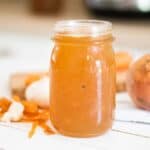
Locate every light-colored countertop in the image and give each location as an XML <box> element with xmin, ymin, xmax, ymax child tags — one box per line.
<box><xmin>0</xmin><ymin>2</ymin><xmax>150</xmax><ymax>50</ymax></box>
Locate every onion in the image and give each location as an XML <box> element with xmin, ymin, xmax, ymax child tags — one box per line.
<box><xmin>126</xmin><ymin>54</ymin><xmax>150</xmax><ymax>110</ymax></box>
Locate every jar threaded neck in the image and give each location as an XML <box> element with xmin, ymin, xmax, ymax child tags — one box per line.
<box><xmin>52</xmin><ymin>20</ymin><xmax>112</xmax><ymax>38</ymax></box>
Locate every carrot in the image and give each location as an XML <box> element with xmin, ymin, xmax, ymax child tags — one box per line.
<box><xmin>0</xmin><ymin>98</ymin><xmax>11</xmax><ymax>113</ymax></box>
<box><xmin>28</xmin><ymin>122</ymin><xmax>38</xmax><ymax>138</ymax></box>
<box><xmin>39</xmin><ymin>122</ymin><xmax>54</xmax><ymax>135</ymax></box>
<box><xmin>21</xmin><ymin>101</ymin><xmax>39</xmax><ymax>115</ymax></box>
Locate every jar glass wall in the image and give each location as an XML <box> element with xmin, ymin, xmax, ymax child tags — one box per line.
<box><xmin>50</xmin><ymin>20</ymin><xmax>116</xmax><ymax>137</ymax></box>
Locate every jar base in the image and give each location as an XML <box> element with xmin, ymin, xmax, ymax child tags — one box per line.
<box><xmin>51</xmin><ymin>119</ymin><xmax>113</xmax><ymax>138</ymax></box>
<box><xmin>57</xmin><ymin>128</ymin><xmax>111</xmax><ymax>138</ymax></box>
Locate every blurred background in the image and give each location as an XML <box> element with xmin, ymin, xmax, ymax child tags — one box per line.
<box><xmin>0</xmin><ymin>0</ymin><xmax>150</xmax><ymax>61</ymax></box>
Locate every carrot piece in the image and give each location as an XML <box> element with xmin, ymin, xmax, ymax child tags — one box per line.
<box><xmin>39</xmin><ymin>122</ymin><xmax>54</xmax><ymax>135</ymax></box>
<box><xmin>28</xmin><ymin>122</ymin><xmax>38</xmax><ymax>138</ymax></box>
<box><xmin>36</xmin><ymin>109</ymin><xmax>50</xmax><ymax>121</ymax></box>
<box><xmin>0</xmin><ymin>98</ymin><xmax>11</xmax><ymax>113</ymax></box>
<box><xmin>21</xmin><ymin>108</ymin><xmax>49</xmax><ymax>122</ymax></box>
<box><xmin>22</xmin><ymin>101</ymin><xmax>38</xmax><ymax>115</ymax></box>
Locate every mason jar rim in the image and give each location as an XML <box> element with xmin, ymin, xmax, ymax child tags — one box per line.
<box><xmin>53</xmin><ymin>20</ymin><xmax>112</xmax><ymax>37</ymax></box>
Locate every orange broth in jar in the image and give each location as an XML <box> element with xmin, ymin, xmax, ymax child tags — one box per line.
<box><xmin>50</xmin><ymin>20</ymin><xmax>116</xmax><ymax>137</ymax></box>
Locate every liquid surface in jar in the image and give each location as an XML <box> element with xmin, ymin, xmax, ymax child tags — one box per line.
<box><xmin>50</xmin><ymin>33</ymin><xmax>116</xmax><ymax>137</ymax></box>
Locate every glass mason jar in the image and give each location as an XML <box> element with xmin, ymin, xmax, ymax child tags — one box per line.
<box><xmin>50</xmin><ymin>20</ymin><xmax>116</xmax><ymax>137</ymax></box>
